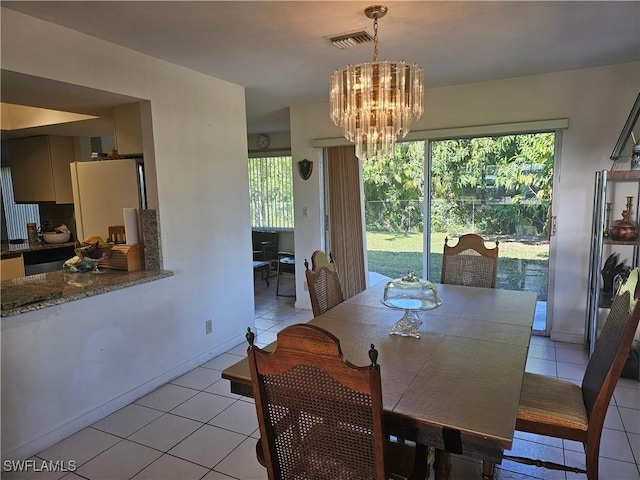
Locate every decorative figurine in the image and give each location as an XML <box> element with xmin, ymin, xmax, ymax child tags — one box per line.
<box><xmin>631</xmin><ymin>140</ymin><xmax>640</xmax><ymax>170</ymax></box>
<box><xmin>609</xmin><ymin>197</ymin><xmax>639</xmax><ymax>241</ymax></box>
<box><xmin>604</xmin><ymin>202</ymin><xmax>613</xmax><ymax>237</ymax></box>
<box><xmin>601</xmin><ymin>253</ymin><xmax>627</xmax><ymax>294</ymax></box>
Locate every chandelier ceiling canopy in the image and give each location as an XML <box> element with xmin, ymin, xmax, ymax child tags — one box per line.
<box><xmin>330</xmin><ymin>5</ymin><xmax>424</xmax><ymax>161</ymax></box>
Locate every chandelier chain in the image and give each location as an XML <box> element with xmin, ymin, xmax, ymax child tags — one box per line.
<box><xmin>372</xmin><ymin>17</ymin><xmax>378</xmax><ymax>62</ymax></box>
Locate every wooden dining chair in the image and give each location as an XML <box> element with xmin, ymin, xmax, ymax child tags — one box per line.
<box><xmin>484</xmin><ymin>267</ymin><xmax>640</xmax><ymax>480</ymax></box>
<box><xmin>246</xmin><ymin>324</ymin><xmax>428</xmax><ymax>480</ymax></box>
<box><xmin>441</xmin><ymin>233</ymin><xmax>499</xmax><ymax>288</ymax></box>
<box><xmin>304</xmin><ymin>250</ymin><xmax>345</xmax><ymax>317</ymax></box>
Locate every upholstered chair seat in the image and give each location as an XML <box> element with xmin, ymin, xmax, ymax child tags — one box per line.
<box><xmin>517</xmin><ymin>372</ymin><xmax>588</xmax><ymax>434</ymax></box>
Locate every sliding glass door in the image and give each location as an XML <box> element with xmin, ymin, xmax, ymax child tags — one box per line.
<box><xmin>363</xmin><ymin>142</ymin><xmax>426</xmax><ymax>280</ymax></box>
<box><xmin>429</xmin><ymin>133</ymin><xmax>555</xmax><ymax>333</ymax></box>
<box><xmin>363</xmin><ymin>132</ymin><xmax>556</xmax><ymax>334</ymax></box>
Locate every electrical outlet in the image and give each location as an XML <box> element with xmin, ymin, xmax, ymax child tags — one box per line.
<box><xmin>205</xmin><ymin>319</ymin><xmax>212</xmax><ymax>335</ymax></box>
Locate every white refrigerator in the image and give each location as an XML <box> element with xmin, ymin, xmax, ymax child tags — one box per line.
<box><xmin>70</xmin><ymin>159</ymin><xmax>143</xmax><ymax>242</ymax></box>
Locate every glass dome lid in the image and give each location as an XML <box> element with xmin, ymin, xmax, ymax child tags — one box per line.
<box><xmin>381</xmin><ymin>271</ymin><xmax>443</xmax><ymax>311</ymax></box>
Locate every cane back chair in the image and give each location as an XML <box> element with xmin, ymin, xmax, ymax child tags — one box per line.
<box><xmin>484</xmin><ymin>268</ymin><xmax>640</xmax><ymax>480</ymax></box>
<box><xmin>304</xmin><ymin>250</ymin><xmax>345</xmax><ymax>317</ymax></box>
<box><xmin>246</xmin><ymin>324</ymin><xmax>428</xmax><ymax>480</ymax></box>
<box><xmin>441</xmin><ymin>234</ymin><xmax>499</xmax><ymax>288</ymax></box>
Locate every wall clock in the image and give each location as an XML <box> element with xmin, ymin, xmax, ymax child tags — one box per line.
<box><xmin>257</xmin><ymin>134</ymin><xmax>270</xmax><ymax>149</ymax></box>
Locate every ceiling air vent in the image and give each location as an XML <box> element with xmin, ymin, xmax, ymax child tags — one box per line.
<box><xmin>327</xmin><ymin>30</ymin><xmax>373</xmax><ymax>49</ymax></box>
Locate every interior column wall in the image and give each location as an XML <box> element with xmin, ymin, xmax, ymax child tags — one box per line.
<box><xmin>1</xmin><ymin>8</ymin><xmax>253</xmax><ymax>460</ymax></box>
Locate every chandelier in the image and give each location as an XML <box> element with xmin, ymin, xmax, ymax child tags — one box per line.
<box><xmin>330</xmin><ymin>5</ymin><xmax>424</xmax><ymax>161</ymax></box>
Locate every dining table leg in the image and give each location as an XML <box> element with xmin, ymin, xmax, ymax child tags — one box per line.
<box><xmin>433</xmin><ymin>449</ymin><xmax>452</xmax><ymax>480</ymax></box>
<box><xmin>434</xmin><ymin>450</ymin><xmax>495</xmax><ymax>479</ymax></box>
<box><xmin>481</xmin><ymin>460</ymin><xmax>495</xmax><ymax>479</ymax></box>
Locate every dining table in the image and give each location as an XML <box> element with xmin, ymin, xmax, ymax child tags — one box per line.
<box><xmin>222</xmin><ymin>280</ymin><xmax>537</xmax><ymax>480</ymax></box>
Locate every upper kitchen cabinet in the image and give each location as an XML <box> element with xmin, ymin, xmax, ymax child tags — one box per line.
<box><xmin>9</xmin><ymin>135</ymin><xmax>75</xmax><ymax>204</ymax></box>
<box><xmin>113</xmin><ymin>103</ymin><xmax>143</xmax><ymax>156</ymax></box>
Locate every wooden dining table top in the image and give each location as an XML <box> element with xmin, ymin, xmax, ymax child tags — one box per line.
<box><xmin>222</xmin><ymin>280</ymin><xmax>537</xmax><ymax>464</ymax></box>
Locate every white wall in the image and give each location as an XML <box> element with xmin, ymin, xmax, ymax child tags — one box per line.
<box><xmin>290</xmin><ymin>109</ymin><xmax>327</xmax><ymax>310</ymax></box>
<box><xmin>1</xmin><ymin>8</ymin><xmax>254</xmax><ymax>460</ymax></box>
<box><xmin>291</xmin><ymin>61</ymin><xmax>640</xmax><ymax>342</ymax></box>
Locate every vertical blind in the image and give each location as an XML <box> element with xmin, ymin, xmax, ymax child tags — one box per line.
<box><xmin>1</xmin><ymin>166</ymin><xmax>40</xmax><ymax>240</ymax></box>
<box><xmin>249</xmin><ymin>156</ymin><xmax>294</xmax><ymax>230</ymax></box>
<box><xmin>326</xmin><ymin>146</ymin><xmax>367</xmax><ymax>299</ymax></box>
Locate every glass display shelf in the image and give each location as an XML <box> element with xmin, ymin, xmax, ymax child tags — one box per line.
<box><xmin>603</xmin><ymin>239</ymin><xmax>640</xmax><ymax>246</ymax></box>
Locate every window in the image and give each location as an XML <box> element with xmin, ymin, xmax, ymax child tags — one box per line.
<box><xmin>1</xmin><ymin>166</ymin><xmax>40</xmax><ymax>240</ymax></box>
<box><xmin>248</xmin><ymin>155</ymin><xmax>294</xmax><ymax>230</ymax></box>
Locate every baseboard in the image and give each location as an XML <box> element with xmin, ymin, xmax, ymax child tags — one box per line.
<box><xmin>295</xmin><ymin>299</ymin><xmax>311</xmax><ymax>311</ymax></box>
<box><xmin>3</xmin><ymin>333</ymin><xmax>246</xmax><ymax>462</ymax></box>
<box><xmin>549</xmin><ymin>330</ymin><xmax>584</xmax><ymax>345</ymax></box>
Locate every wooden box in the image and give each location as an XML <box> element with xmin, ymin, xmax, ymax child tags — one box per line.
<box><xmin>99</xmin><ymin>244</ymin><xmax>144</xmax><ymax>271</ymax></box>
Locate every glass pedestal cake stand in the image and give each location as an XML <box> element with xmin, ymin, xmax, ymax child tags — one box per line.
<box><xmin>381</xmin><ymin>271</ymin><xmax>443</xmax><ymax>338</ymax></box>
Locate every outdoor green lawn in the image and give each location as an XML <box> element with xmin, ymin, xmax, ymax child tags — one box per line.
<box><xmin>366</xmin><ymin>231</ymin><xmax>549</xmax><ymax>300</ymax></box>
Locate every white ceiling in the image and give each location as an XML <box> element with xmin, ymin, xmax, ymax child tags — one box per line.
<box><xmin>2</xmin><ymin>1</ymin><xmax>639</xmax><ymax>137</ymax></box>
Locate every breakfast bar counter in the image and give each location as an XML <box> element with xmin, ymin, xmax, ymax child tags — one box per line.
<box><xmin>1</xmin><ymin>269</ymin><xmax>174</xmax><ymax>317</ymax></box>
<box><xmin>0</xmin><ymin>240</ymin><xmax>76</xmax><ymax>258</ymax></box>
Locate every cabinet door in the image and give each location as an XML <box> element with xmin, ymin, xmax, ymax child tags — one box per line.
<box><xmin>9</xmin><ymin>136</ymin><xmax>55</xmax><ymax>202</ymax></box>
<box><xmin>1</xmin><ymin>255</ymin><xmax>25</xmax><ymax>280</ymax></box>
<box><xmin>8</xmin><ymin>136</ymin><xmax>74</xmax><ymax>204</ymax></box>
<box><xmin>113</xmin><ymin>103</ymin><xmax>143</xmax><ymax>156</ymax></box>
<box><xmin>49</xmin><ymin>136</ymin><xmax>74</xmax><ymax>204</ymax></box>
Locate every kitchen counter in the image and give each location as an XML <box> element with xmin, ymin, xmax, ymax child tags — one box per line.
<box><xmin>1</xmin><ymin>240</ymin><xmax>76</xmax><ymax>258</ymax></box>
<box><xmin>1</xmin><ymin>268</ymin><xmax>174</xmax><ymax>317</ymax></box>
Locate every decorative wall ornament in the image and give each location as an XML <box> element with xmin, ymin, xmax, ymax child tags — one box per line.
<box><xmin>298</xmin><ymin>159</ymin><xmax>313</xmax><ymax>180</ymax></box>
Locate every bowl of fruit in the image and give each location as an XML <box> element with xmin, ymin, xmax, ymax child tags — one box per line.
<box><xmin>72</xmin><ymin>236</ymin><xmax>114</xmax><ymax>273</ymax></box>
<box><xmin>42</xmin><ymin>225</ymin><xmax>71</xmax><ymax>243</ymax></box>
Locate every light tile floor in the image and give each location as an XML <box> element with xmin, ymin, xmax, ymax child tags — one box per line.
<box><xmin>4</xmin><ymin>273</ymin><xmax>639</xmax><ymax>480</ymax></box>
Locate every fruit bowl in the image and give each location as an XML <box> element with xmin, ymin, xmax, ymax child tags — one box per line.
<box><xmin>74</xmin><ymin>237</ymin><xmax>114</xmax><ymax>273</ymax></box>
<box><xmin>43</xmin><ymin>231</ymin><xmax>71</xmax><ymax>243</ymax></box>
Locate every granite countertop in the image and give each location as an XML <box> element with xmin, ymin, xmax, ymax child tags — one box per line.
<box><xmin>1</xmin><ymin>241</ymin><xmax>76</xmax><ymax>258</ymax></box>
<box><xmin>1</xmin><ymin>269</ymin><xmax>174</xmax><ymax>317</ymax></box>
